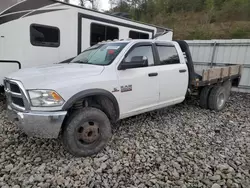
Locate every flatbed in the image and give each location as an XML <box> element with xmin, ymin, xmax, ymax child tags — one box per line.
<box><xmin>193</xmin><ymin>65</ymin><xmax>242</xmax><ymax>87</ymax></box>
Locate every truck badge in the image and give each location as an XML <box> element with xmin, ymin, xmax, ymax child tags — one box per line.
<box><xmin>121</xmin><ymin>85</ymin><xmax>132</xmax><ymax>93</ymax></box>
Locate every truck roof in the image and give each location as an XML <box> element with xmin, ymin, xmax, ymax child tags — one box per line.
<box><xmin>99</xmin><ymin>39</ymin><xmax>174</xmax><ymax>44</ymax></box>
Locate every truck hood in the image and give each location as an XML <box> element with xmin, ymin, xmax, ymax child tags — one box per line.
<box><xmin>6</xmin><ymin>63</ymin><xmax>105</xmax><ymax>89</ymax></box>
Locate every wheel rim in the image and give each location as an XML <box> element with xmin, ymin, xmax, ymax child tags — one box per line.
<box><xmin>217</xmin><ymin>93</ymin><xmax>225</xmax><ymax>108</ymax></box>
<box><xmin>76</xmin><ymin>122</ymin><xmax>100</xmax><ymax>144</ymax></box>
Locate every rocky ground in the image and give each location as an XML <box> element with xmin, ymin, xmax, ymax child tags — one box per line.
<box><xmin>0</xmin><ymin>92</ymin><xmax>250</xmax><ymax>188</ymax></box>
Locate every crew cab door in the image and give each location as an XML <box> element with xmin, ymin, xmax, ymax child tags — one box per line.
<box><xmin>116</xmin><ymin>42</ymin><xmax>159</xmax><ymax>117</ymax></box>
<box><xmin>155</xmin><ymin>42</ymin><xmax>188</xmax><ymax>104</ymax></box>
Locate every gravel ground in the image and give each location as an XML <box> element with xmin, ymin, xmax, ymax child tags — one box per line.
<box><xmin>0</xmin><ymin>92</ymin><xmax>250</xmax><ymax>188</ymax></box>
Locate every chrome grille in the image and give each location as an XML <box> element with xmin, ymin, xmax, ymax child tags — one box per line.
<box><xmin>4</xmin><ymin>79</ymin><xmax>29</xmax><ymax>112</ymax></box>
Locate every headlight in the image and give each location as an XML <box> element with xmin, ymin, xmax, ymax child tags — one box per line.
<box><xmin>28</xmin><ymin>90</ymin><xmax>64</xmax><ymax>107</ymax></box>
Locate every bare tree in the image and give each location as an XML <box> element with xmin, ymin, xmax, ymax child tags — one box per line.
<box><xmin>109</xmin><ymin>0</ymin><xmax>118</xmax><ymax>9</ymax></box>
<box><xmin>88</xmin><ymin>0</ymin><xmax>99</xmax><ymax>10</ymax></box>
<box><xmin>62</xmin><ymin>0</ymin><xmax>99</xmax><ymax>9</ymax></box>
<box><xmin>79</xmin><ymin>0</ymin><xmax>84</xmax><ymax>6</ymax></box>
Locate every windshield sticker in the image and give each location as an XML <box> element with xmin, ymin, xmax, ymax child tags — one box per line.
<box><xmin>108</xmin><ymin>50</ymin><xmax>115</xmax><ymax>54</ymax></box>
<box><xmin>106</xmin><ymin>46</ymin><xmax>120</xmax><ymax>50</ymax></box>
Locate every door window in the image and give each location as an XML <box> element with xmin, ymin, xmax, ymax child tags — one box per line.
<box><xmin>125</xmin><ymin>46</ymin><xmax>154</xmax><ymax>66</ymax></box>
<box><xmin>157</xmin><ymin>46</ymin><xmax>180</xmax><ymax>65</ymax></box>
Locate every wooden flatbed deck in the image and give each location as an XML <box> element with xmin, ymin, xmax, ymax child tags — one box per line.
<box><xmin>192</xmin><ymin>65</ymin><xmax>242</xmax><ymax>87</ymax></box>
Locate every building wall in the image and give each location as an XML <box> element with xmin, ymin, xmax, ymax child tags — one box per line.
<box><xmin>186</xmin><ymin>39</ymin><xmax>250</xmax><ymax>93</ymax></box>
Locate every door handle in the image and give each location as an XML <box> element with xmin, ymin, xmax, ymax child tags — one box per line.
<box><xmin>148</xmin><ymin>73</ymin><xmax>158</xmax><ymax>77</ymax></box>
<box><xmin>179</xmin><ymin>69</ymin><xmax>187</xmax><ymax>73</ymax></box>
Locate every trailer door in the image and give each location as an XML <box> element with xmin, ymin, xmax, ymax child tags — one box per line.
<box><xmin>79</xmin><ymin>17</ymin><xmax>120</xmax><ymax>54</ymax></box>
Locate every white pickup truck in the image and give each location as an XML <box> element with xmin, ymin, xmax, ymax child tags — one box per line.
<box><xmin>4</xmin><ymin>40</ymin><xmax>242</xmax><ymax>157</ymax></box>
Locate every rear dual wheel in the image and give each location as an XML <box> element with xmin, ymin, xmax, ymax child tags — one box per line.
<box><xmin>222</xmin><ymin>80</ymin><xmax>232</xmax><ymax>99</ymax></box>
<box><xmin>200</xmin><ymin>83</ymin><xmax>230</xmax><ymax>111</ymax></box>
<box><xmin>208</xmin><ymin>86</ymin><xmax>227</xmax><ymax>111</ymax></box>
<box><xmin>199</xmin><ymin>86</ymin><xmax>214</xmax><ymax>109</ymax></box>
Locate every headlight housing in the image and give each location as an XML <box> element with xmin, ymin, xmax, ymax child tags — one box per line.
<box><xmin>28</xmin><ymin>90</ymin><xmax>64</xmax><ymax>107</ymax></box>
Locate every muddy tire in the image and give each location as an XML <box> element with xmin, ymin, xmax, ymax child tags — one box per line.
<box><xmin>208</xmin><ymin>86</ymin><xmax>227</xmax><ymax>111</ymax></box>
<box><xmin>62</xmin><ymin>107</ymin><xmax>112</xmax><ymax>157</ymax></box>
<box><xmin>200</xmin><ymin>86</ymin><xmax>214</xmax><ymax>109</ymax></box>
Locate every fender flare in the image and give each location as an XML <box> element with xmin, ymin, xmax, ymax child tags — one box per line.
<box><xmin>62</xmin><ymin>89</ymin><xmax>120</xmax><ymax>120</ymax></box>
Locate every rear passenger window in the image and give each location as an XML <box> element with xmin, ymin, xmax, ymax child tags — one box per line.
<box><xmin>129</xmin><ymin>31</ymin><xmax>149</xmax><ymax>39</ymax></box>
<box><xmin>157</xmin><ymin>46</ymin><xmax>180</xmax><ymax>65</ymax></box>
<box><xmin>30</xmin><ymin>24</ymin><xmax>60</xmax><ymax>47</ymax></box>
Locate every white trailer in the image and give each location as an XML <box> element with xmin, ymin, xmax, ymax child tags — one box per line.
<box><xmin>0</xmin><ymin>0</ymin><xmax>173</xmax><ymax>90</ymax></box>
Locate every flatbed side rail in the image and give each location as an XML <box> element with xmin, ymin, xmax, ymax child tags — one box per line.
<box><xmin>193</xmin><ymin>65</ymin><xmax>242</xmax><ymax>87</ymax></box>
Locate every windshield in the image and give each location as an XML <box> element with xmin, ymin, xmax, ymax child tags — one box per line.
<box><xmin>71</xmin><ymin>43</ymin><xmax>128</xmax><ymax>65</ymax></box>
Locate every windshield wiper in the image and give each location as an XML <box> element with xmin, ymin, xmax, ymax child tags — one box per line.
<box><xmin>71</xmin><ymin>60</ymin><xmax>89</xmax><ymax>64</ymax></box>
<box><xmin>71</xmin><ymin>60</ymin><xmax>104</xmax><ymax>66</ymax></box>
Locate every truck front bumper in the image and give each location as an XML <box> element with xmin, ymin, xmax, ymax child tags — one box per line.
<box><xmin>7</xmin><ymin>105</ymin><xmax>67</xmax><ymax>138</ymax></box>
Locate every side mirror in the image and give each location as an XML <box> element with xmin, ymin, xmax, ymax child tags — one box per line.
<box><xmin>119</xmin><ymin>56</ymin><xmax>148</xmax><ymax>70</ymax></box>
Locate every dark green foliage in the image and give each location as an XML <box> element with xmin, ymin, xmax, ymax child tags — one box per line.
<box><xmin>187</xmin><ymin>28</ymin><xmax>213</xmax><ymax>40</ymax></box>
<box><xmin>108</xmin><ymin>0</ymin><xmax>250</xmax><ymax>39</ymax></box>
<box><xmin>109</xmin><ymin>0</ymin><xmax>250</xmax><ymax>21</ymax></box>
<box><xmin>230</xmin><ymin>28</ymin><xmax>250</xmax><ymax>38</ymax></box>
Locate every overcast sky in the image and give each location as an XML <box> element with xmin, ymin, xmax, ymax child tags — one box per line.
<box><xmin>71</xmin><ymin>0</ymin><xmax>110</xmax><ymax>11</ymax></box>
<box><xmin>99</xmin><ymin>0</ymin><xmax>110</xmax><ymax>11</ymax></box>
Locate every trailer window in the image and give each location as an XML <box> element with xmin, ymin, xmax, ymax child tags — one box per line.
<box><xmin>129</xmin><ymin>31</ymin><xmax>149</xmax><ymax>39</ymax></box>
<box><xmin>90</xmin><ymin>23</ymin><xmax>119</xmax><ymax>46</ymax></box>
<box><xmin>157</xmin><ymin>46</ymin><xmax>180</xmax><ymax>65</ymax></box>
<box><xmin>30</xmin><ymin>24</ymin><xmax>60</xmax><ymax>47</ymax></box>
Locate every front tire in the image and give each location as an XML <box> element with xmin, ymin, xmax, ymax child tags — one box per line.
<box><xmin>0</xmin><ymin>85</ymin><xmax>4</xmax><ymax>94</ymax></box>
<box><xmin>62</xmin><ymin>107</ymin><xmax>112</xmax><ymax>157</ymax></box>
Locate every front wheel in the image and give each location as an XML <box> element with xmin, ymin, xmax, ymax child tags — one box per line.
<box><xmin>0</xmin><ymin>85</ymin><xmax>4</xmax><ymax>94</ymax></box>
<box><xmin>62</xmin><ymin>107</ymin><xmax>112</xmax><ymax>157</ymax></box>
